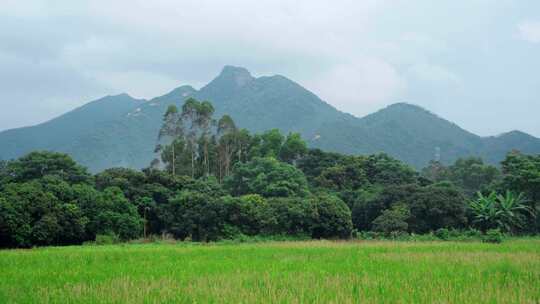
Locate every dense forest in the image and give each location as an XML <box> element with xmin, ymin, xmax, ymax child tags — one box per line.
<box><xmin>1</xmin><ymin>98</ymin><xmax>539</xmax><ymax>248</ymax></box>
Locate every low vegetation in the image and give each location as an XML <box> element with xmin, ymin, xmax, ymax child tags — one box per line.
<box><xmin>1</xmin><ymin>240</ymin><xmax>539</xmax><ymax>303</ymax></box>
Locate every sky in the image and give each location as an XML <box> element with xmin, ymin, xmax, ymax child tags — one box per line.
<box><xmin>1</xmin><ymin>0</ymin><xmax>539</xmax><ymax>137</ymax></box>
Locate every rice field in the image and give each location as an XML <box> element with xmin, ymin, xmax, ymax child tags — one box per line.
<box><xmin>1</xmin><ymin>239</ymin><xmax>539</xmax><ymax>303</ymax></box>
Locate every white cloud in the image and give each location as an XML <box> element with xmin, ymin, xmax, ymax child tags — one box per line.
<box><xmin>406</xmin><ymin>64</ymin><xmax>462</xmax><ymax>88</ymax></box>
<box><xmin>0</xmin><ymin>0</ymin><xmax>539</xmax><ymax>137</ymax></box>
<box><xmin>305</xmin><ymin>56</ymin><xmax>405</xmax><ymax>117</ymax></box>
<box><xmin>518</xmin><ymin>21</ymin><xmax>540</xmax><ymax>43</ymax></box>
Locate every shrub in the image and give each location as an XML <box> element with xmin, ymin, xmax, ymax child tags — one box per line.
<box><xmin>434</xmin><ymin>228</ymin><xmax>450</xmax><ymax>240</ymax></box>
<box><xmin>358</xmin><ymin>231</ymin><xmax>380</xmax><ymax>240</ymax></box>
<box><xmin>371</xmin><ymin>204</ymin><xmax>410</xmax><ymax>235</ymax></box>
<box><xmin>312</xmin><ymin>194</ymin><xmax>353</xmax><ymax>239</ymax></box>
<box><xmin>483</xmin><ymin>229</ymin><xmax>504</xmax><ymax>244</ymax></box>
<box><xmin>94</xmin><ymin>233</ymin><xmax>120</xmax><ymax>245</ymax></box>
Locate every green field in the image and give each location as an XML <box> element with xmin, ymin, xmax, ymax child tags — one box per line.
<box><xmin>1</xmin><ymin>240</ymin><xmax>539</xmax><ymax>303</ymax></box>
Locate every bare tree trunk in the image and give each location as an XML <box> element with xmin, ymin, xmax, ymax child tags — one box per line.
<box><xmin>191</xmin><ymin>149</ymin><xmax>195</xmax><ymax>178</ymax></box>
<box><xmin>172</xmin><ymin>143</ymin><xmax>176</xmax><ymax>176</ymax></box>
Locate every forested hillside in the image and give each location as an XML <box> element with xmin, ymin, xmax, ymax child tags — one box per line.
<box><xmin>1</xmin><ymin>66</ymin><xmax>539</xmax><ymax>171</ymax></box>
<box><xmin>1</xmin><ymin>99</ymin><xmax>538</xmax><ymax>248</ymax></box>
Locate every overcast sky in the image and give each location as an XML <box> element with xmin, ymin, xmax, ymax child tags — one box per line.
<box><xmin>1</xmin><ymin>0</ymin><xmax>539</xmax><ymax>136</ymax></box>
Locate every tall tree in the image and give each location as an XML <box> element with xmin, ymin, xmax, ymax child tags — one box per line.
<box><xmin>217</xmin><ymin>115</ymin><xmax>237</xmax><ymax>181</ymax></box>
<box><xmin>156</xmin><ymin>105</ymin><xmax>183</xmax><ymax>176</ymax></box>
<box><xmin>181</xmin><ymin>98</ymin><xmax>201</xmax><ymax>178</ymax></box>
<box><xmin>197</xmin><ymin>101</ymin><xmax>215</xmax><ymax>177</ymax></box>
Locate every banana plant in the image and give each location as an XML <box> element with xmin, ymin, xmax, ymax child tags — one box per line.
<box><xmin>469</xmin><ymin>191</ymin><xmax>533</xmax><ymax>233</ymax></box>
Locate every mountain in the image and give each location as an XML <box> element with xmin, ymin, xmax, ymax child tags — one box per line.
<box><xmin>1</xmin><ymin>66</ymin><xmax>539</xmax><ymax>171</ymax></box>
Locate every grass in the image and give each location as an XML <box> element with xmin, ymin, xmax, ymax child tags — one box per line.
<box><xmin>1</xmin><ymin>239</ymin><xmax>539</xmax><ymax>303</ymax></box>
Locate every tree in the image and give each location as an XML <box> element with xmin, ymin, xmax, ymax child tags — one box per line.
<box><xmin>315</xmin><ymin>157</ymin><xmax>368</xmax><ymax>191</ymax></box>
<box><xmin>362</xmin><ymin>153</ymin><xmax>418</xmax><ymax>186</ymax></box>
<box><xmin>352</xmin><ymin>184</ymin><xmax>418</xmax><ymax>231</ymax></box>
<box><xmin>226</xmin><ymin>157</ymin><xmax>310</xmax><ymax>198</ymax></box>
<box><xmin>501</xmin><ymin>152</ymin><xmax>540</xmax><ymax>232</ymax></box>
<box><xmin>469</xmin><ymin>191</ymin><xmax>533</xmax><ymax>233</ymax></box>
<box><xmin>372</xmin><ymin>204</ymin><xmax>410</xmax><ymax>235</ymax></box>
<box><xmin>94</xmin><ymin>167</ymin><xmax>147</xmax><ymax>201</ymax></box>
<box><xmin>0</xmin><ymin>181</ymin><xmax>87</xmax><ymax>247</ymax></box>
<box><xmin>93</xmin><ymin>187</ymin><xmax>143</xmax><ymax>240</ymax></box>
<box><xmin>408</xmin><ymin>182</ymin><xmax>468</xmax><ymax>233</ymax></box>
<box><xmin>5</xmin><ymin>151</ymin><xmax>90</xmax><ymax>184</ymax></box>
<box><xmin>219</xmin><ymin>194</ymin><xmax>269</xmax><ymax>236</ymax></box>
<box><xmin>217</xmin><ymin>115</ymin><xmax>237</xmax><ymax>181</ymax></box>
<box><xmin>235</xmin><ymin>128</ymin><xmax>253</xmax><ymax>163</ymax></box>
<box><xmin>297</xmin><ymin>149</ymin><xmax>345</xmax><ymax>184</ymax></box>
<box><xmin>279</xmin><ymin>132</ymin><xmax>308</xmax><ymax>164</ymax></box>
<box><xmin>163</xmin><ymin>191</ymin><xmax>225</xmax><ymax>241</ymax></box>
<box><xmin>312</xmin><ymin>194</ymin><xmax>352</xmax><ymax>239</ymax></box>
<box><xmin>156</xmin><ymin>105</ymin><xmax>184</xmax><ymax>175</ymax></box>
<box><xmin>423</xmin><ymin>157</ymin><xmax>501</xmax><ymax>198</ymax></box>
<box><xmin>160</xmin><ymin>138</ymin><xmax>191</xmax><ymax>176</ymax></box>
<box><xmin>264</xmin><ymin>197</ymin><xmax>317</xmax><ymax>236</ymax></box>
<box><xmin>251</xmin><ymin>129</ymin><xmax>285</xmax><ymax>158</ymax></box>
<box><xmin>0</xmin><ymin>160</ymin><xmax>8</xmax><ymax>188</ymax></box>
<box><xmin>421</xmin><ymin>160</ymin><xmax>448</xmax><ymax>183</ymax></box>
<box><xmin>197</xmin><ymin>101</ymin><xmax>215</xmax><ymax>176</ymax></box>
<box><xmin>181</xmin><ymin>98</ymin><xmax>201</xmax><ymax>178</ymax></box>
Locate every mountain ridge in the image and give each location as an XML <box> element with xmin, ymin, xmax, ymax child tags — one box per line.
<box><xmin>1</xmin><ymin>66</ymin><xmax>539</xmax><ymax>171</ymax></box>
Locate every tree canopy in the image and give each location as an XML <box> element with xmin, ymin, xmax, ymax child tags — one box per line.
<box><xmin>1</xmin><ymin>99</ymin><xmax>538</xmax><ymax>248</ymax></box>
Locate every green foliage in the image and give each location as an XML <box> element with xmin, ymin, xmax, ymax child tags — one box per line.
<box><xmin>422</xmin><ymin>157</ymin><xmax>501</xmax><ymax>197</ymax></box>
<box><xmin>163</xmin><ymin>191</ymin><xmax>226</xmax><ymax>241</ymax></box>
<box><xmin>371</xmin><ymin>204</ymin><xmax>410</xmax><ymax>235</ymax></box>
<box><xmin>1</xmin><ymin>99</ymin><xmax>539</xmax><ymax>248</ymax></box>
<box><xmin>501</xmin><ymin>152</ymin><xmax>540</xmax><ymax>232</ymax></box>
<box><xmin>92</xmin><ymin>187</ymin><xmax>143</xmax><ymax>240</ymax></box>
<box><xmin>315</xmin><ymin>159</ymin><xmax>368</xmax><ymax>191</ymax></box>
<box><xmin>226</xmin><ymin>157</ymin><xmax>309</xmax><ymax>198</ymax></box>
<box><xmin>483</xmin><ymin>229</ymin><xmax>504</xmax><ymax>243</ymax></box>
<box><xmin>251</xmin><ymin>129</ymin><xmax>285</xmax><ymax>159</ymax></box>
<box><xmin>311</xmin><ymin>194</ymin><xmax>353</xmax><ymax>239</ymax></box>
<box><xmin>297</xmin><ymin>149</ymin><xmax>345</xmax><ymax>184</ymax></box>
<box><xmin>362</xmin><ymin>153</ymin><xmax>418</xmax><ymax>186</ymax></box>
<box><xmin>408</xmin><ymin>182</ymin><xmax>468</xmax><ymax>233</ymax></box>
<box><xmin>219</xmin><ymin>195</ymin><xmax>268</xmax><ymax>236</ymax></box>
<box><xmin>2</xmin><ymin>67</ymin><xmax>540</xmax><ymax>173</ymax></box>
<box><xmin>352</xmin><ymin>184</ymin><xmax>417</xmax><ymax>231</ymax></box>
<box><xmin>469</xmin><ymin>191</ymin><xmax>532</xmax><ymax>233</ymax></box>
<box><xmin>94</xmin><ymin>233</ymin><xmax>121</xmax><ymax>245</ymax></box>
<box><xmin>0</xmin><ymin>180</ymin><xmax>87</xmax><ymax>247</ymax></box>
<box><xmin>278</xmin><ymin>132</ymin><xmax>308</xmax><ymax>164</ymax></box>
<box><xmin>5</xmin><ymin>151</ymin><xmax>91</xmax><ymax>184</ymax></box>
<box><xmin>5</xmin><ymin>240</ymin><xmax>540</xmax><ymax>303</ymax></box>
<box><xmin>263</xmin><ymin>197</ymin><xmax>317</xmax><ymax>236</ymax></box>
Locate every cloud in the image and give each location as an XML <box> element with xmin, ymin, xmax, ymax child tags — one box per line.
<box><xmin>0</xmin><ymin>0</ymin><xmax>539</xmax><ymax>137</ymax></box>
<box><xmin>518</xmin><ymin>21</ymin><xmax>540</xmax><ymax>43</ymax></box>
<box><xmin>305</xmin><ymin>57</ymin><xmax>405</xmax><ymax>117</ymax></box>
<box><xmin>406</xmin><ymin>64</ymin><xmax>462</xmax><ymax>88</ymax></box>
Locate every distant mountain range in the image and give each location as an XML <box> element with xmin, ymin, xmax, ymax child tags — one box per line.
<box><xmin>1</xmin><ymin>66</ymin><xmax>539</xmax><ymax>172</ymax></box>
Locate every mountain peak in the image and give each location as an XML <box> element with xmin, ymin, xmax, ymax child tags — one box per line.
<box><xmin>497</xmin><ymin>130</ymin><xmax>538</xmax><ymax>140</ymax></box>
<box><xmin>385</xmin><ymin>102</ymin><xmax>428</xmax><ymax>112</ymax></box>
<box><xmin>215</xmin><ymin>65</ymin><xmax>254</xmax><ymax>87</ymax></box>
<box><xmin>161</xmin><ymin>85</ymin><xmax>197</xmax><ymax>99</ymax></box>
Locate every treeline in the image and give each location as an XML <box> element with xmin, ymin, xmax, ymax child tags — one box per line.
<box><xmin>0</xmin><ymin>99</ymin><xmax>538</xmax><ymax>247</ymax></box>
